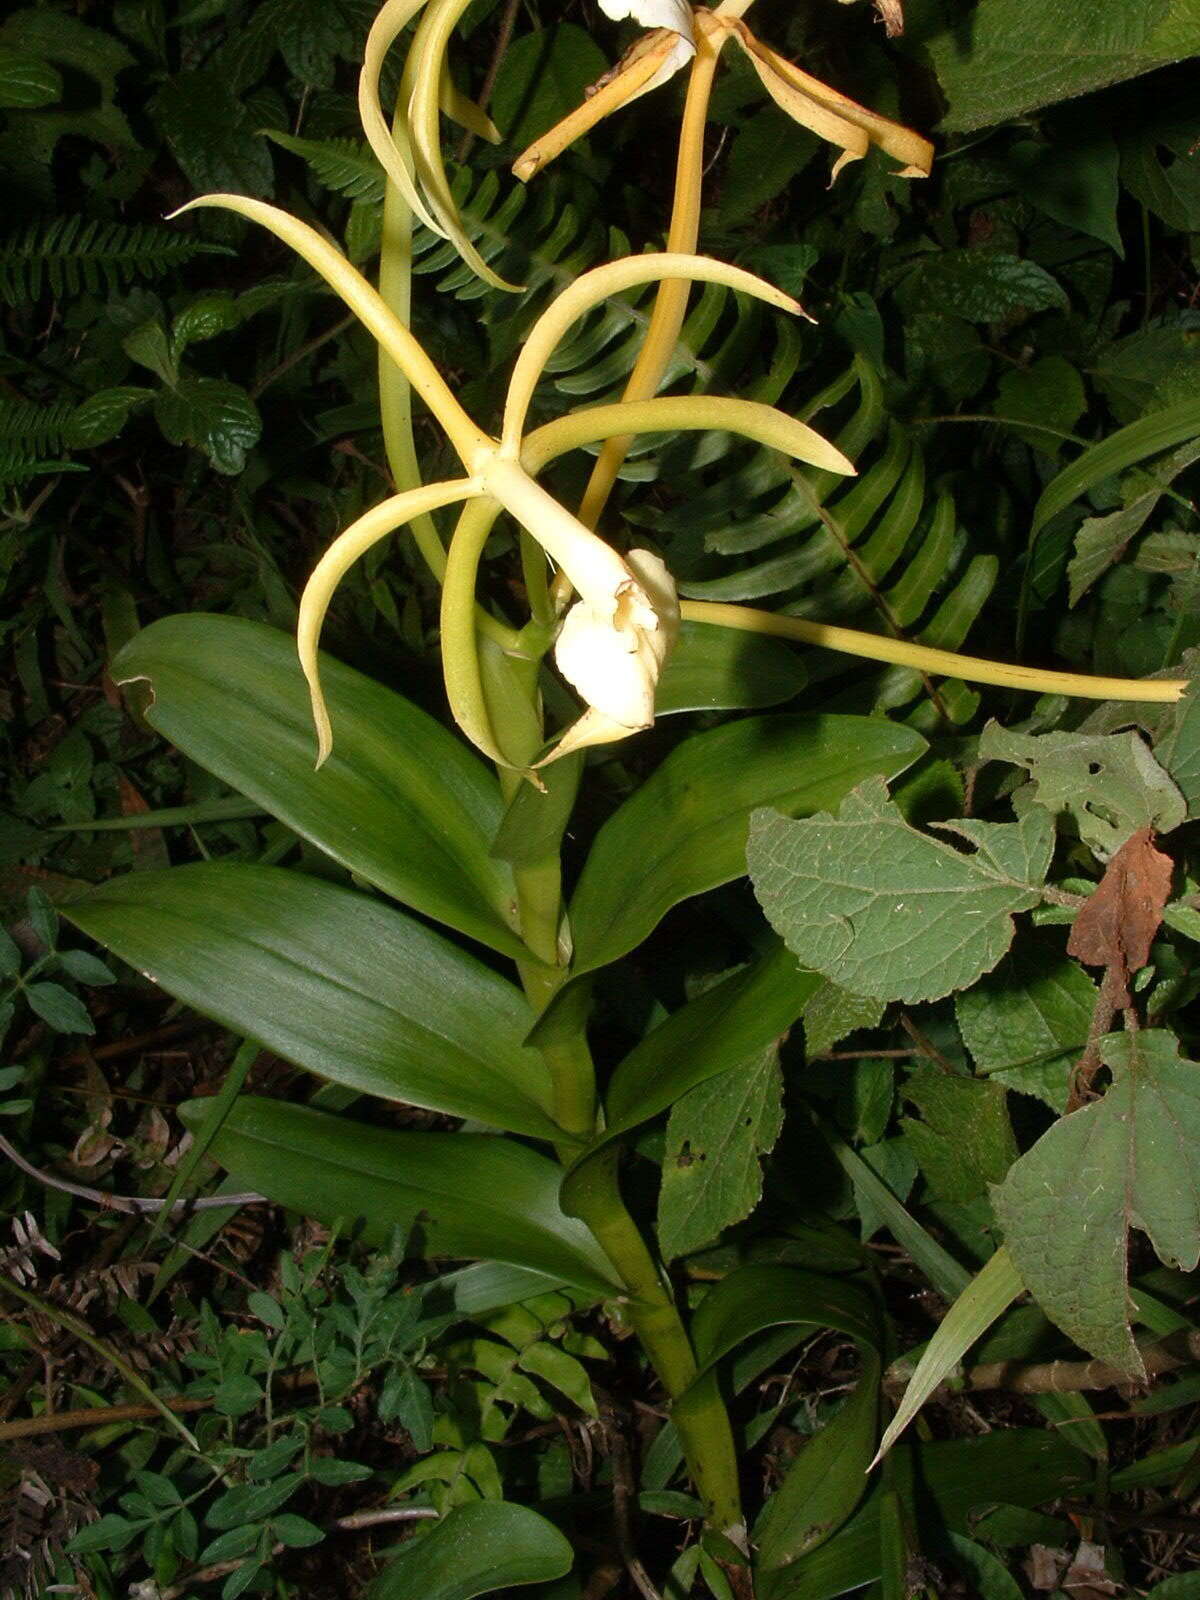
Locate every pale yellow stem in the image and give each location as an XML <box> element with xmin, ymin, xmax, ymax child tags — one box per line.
<box><xmin>576</xmin><ymin>26</ymin><xmax>727</xmax><ymax>530</ymax></box>
<box><xmin>681</xmin><ymin>601</ymin><xmax>1187</xmax><ymax>703</ymax></box>
<box><xmin>377</xmin><ymin>105</ymin><xmax>449</xmax><ymax>584</ymax></box>
<box><xmin>520</xmin><ymin>395</ymin><xmax>854</xmax><ymax>476</ymax></box>
<box><xmin>503</xmin><ymin>253</ymin><xmax>804</xmax><ymax>452</ymax></box>
<box><xmin>171</xmin><ymin>197</ymin><xmax>491</xmax><ymax>468</ymax></box>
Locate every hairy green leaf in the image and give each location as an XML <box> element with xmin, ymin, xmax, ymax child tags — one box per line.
<box><xmin>657</xmin><ymin>1047</ymin><xmax>783</xmax><ymax>1262</ymax></box>
<box><xmin>153</xmin><ymin>68</ymin><xmax>274</xmax><ymax>196</ymax></box>
<box><xmin>896</xmin><ymin>251</ymin><xmax>1067</xmax><ymax>322</ymax></box>
<box><xmin>901</xmin><ymin>1074</ymin><xmax>1017</xmax><ymax>1204</ymax></box>
<box><xmin>955</xmin><ymin>937</ymin><xmax>1097</xmax><ymax>1111</ymax></box>
<box><xmin>978</xmin><ymin>722</ymin><xmax>1185</xmax><ymax>858</ymax></box>
<box><xmin>993</xmin><ymin>1030</ymin><xmax>1200</xmax><ymax>1374</ymax></box>
<box><xmin>154</xmin><ymin>378</ymin><xmax>261</xmax><ymax>475</ymax></box>
<box><xmin>748</xmin><ymin>777</ymin><xmax>1054</xmax><ymax>1004</ymax></box>
<box><xmin>905</xmin><ymin>0</ymin><xmax>1200</xmax><ymax>131</ymax></box>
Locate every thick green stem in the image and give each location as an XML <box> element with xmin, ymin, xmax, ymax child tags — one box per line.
<box><xmin>568</xmin><ymin>1152</ymin><xmax>745</xmax><ymax>1538</ymax></box>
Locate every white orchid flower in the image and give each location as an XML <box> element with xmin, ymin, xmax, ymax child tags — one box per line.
<box><xmin>547</xmin><ymin>549</ymin><xmax>680</xmax><ymax>762</ymax></box>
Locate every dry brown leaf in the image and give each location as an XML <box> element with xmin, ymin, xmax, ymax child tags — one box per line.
<box><xmin>1066</xmin><ymin>826</ymin><xmax>1173</xmax><ymax>1006</ymax></box>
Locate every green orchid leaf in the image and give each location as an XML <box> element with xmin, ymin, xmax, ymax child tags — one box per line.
<box><xmin>655</xmin><ymin>620</ymin><xmax>802</xmax><ymax>715</ymax></box>
<box><xmin>112</xmin><ymin>615</ymin><xmax>523</xmax><ymax>957</ymax></box>
<box><xmin>68</xmin><ymin>864</ymin><xmax>558</xmax><ymax>1140</ymax></box>
<box><xmin>366</xmin><ymin>1500</ymin><xmax>574</xmax><ymax>1600</ymax></box>
<box><xmin>179</xmin><ymin>1096</ymin><xmax>619</xmax><ymax>1296</ymax></box>
<box><xmin>758</xmin><ymin>1431</ymin><xmax>1090</xmax><ymax>1599</ymax></box>
<box><xmin>570</xmin><ymin>715</ymin><xmax>925</xmax><ymax>975</ymax></box>
<box><xmin>684</xmin><ymin>1265</ymin><xmax>881</xmax><ymax>1570</ymax></box>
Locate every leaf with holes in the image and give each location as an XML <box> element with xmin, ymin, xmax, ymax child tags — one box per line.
<box><xmin>657</xmin><ymin>1047</ymin><xmax>784</xmax><ymax>1262</ymax></box>
<box><xmin>993</xmin><ymin>1030</ymin><xmax>1200</xmax><ymax>1375</ymax></box>
<box><xmin>748</xmin><ymin>776</ymin><xmax>1053</xmax><ymax>1004</ymax></box>
<box><xmin>978</xmin><ymin>722</ymin><xmax>1185</xmax><ymax>859</ymax></box>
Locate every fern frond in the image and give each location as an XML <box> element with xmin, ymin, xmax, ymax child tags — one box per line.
<box><xmin>593</xmin><ymin>354</ymin><xmax>998</xmax><ymax>726</ymax></box>
<box><xmin>0</xmin><ymin>216</ymin><xmax>225</xmax><ymax>306</ymax></box>
<box><xmin>263</xmin><ymin>130</ymin><xmax>386</xmax><ymax>202</ymax></box>
<box><xmin>0</xmin><ymin>396</ymin><xmax>75</xmax><ymax>454</ymax></box>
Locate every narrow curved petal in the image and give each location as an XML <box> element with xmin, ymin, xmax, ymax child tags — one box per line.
<box><xmin>502</xmin><ymin>252</ymin><xmax>809</xmax><ymax>450</ymax></box>
<box><xmin>359</xmin><ymin>0</ymin><xmax>447</xmax><ymax>237</ymax></box>
<box><xmin>439</xmin><ymin>60</ymin><xmax>500</xmax><ymax>143</ymax></box>
<box><xmin>521</xmin><ymin>396</ymin><xmax>856</xmax><ymax>477</ymax></box>
<box><xmin>168</xmin><ymin>196</ymin><xmax>490</xmax><ymax>467</ymax></box>
<box><xmin>407</xmin><ymin>0</ymin><xmax>524</xmax><ymax>291</ymax></box>
<box><xmin>441</xmin><ymin>495</ymin><xmax>527</xmax><ymax>770</ymax></box>
<box><xmin>730</xmin><ymin>24</ymin><xmax>933</xmax><ymax>180</ymax></box>
<box><xmin>299</xmin><ymin>480</ymin><xmax>481</xmax><ymax>765</ymax></box>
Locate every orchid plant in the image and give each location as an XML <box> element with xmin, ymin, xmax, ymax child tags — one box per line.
<box><xmin>66</xmin><ymin>0</ymin><xmax>1193</xmax><ymax>1587</ymax></box>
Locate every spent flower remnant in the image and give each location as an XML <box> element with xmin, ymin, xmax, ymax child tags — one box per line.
<box><xmin>513</xmin><ymin>1</ymin><xmax>933</xmax><ymax>186</ymax></box>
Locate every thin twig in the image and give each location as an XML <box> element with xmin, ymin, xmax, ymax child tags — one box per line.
<box><xmin>1068</xmin><ymin>967</ymin><xmax>1122</xmax><ymax>1109</ymax></box>
<box><xmin>455</xmin><ymin>0</ymin><xmax>519</xmax><ymax>161</ymax></box>
<box><xmin>0</xmin><ymin>1396</ymin><xmax>210</xmax><ymax>1442</ymax></box>
<box><xmin>789</xmin><ymin>469</ymin><xmax>952</xmax><ymax>722</ymax></box>
<box><xmin>0</xmin><ymin>1275</ymin><xmax>201</xmax><ymax>1452</ymax></box>
<box><xmin>251</xmin><ymin>312</ymin><xmax>356</xmax><ymax>399</ymax></box>
<box><xmin>899</xmin><ymin>1014</ymin><xmax>956</xmax><ymax>1074</ymax></box>
<box><xmin>601</xmin><ymin>1399</ymin><xmax>661</xmax><ymax>1600</ymax></box>
<box><xmin>0</xmin><ymin>1132</ymin><xmax>266</xmax><ymax>1216</ymax></box>
<box><xmin>139</xmin><ymin>1506</ymin><xmax>440</xmax><ymax>1599</ymax></box>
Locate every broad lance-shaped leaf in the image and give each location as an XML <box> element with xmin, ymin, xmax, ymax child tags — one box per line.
<box><xmin>748</xmin><ymin>776</ymin><xmax>1054</xmax><ymax>1004</ymax></box>
<box><xmin>993</xmin><ymin>1030</ymin><xmax>1200</xmax><ymax>1377</ymax></box>
<box><xmin>570</xmin><ymin>715</ymin><xmax>925</xmax><ymax>974</ymax></box>
<box><xmin>68</xmin><ymin>864</ymin><xmax>560</xmax><ymax>1141</ymax></box>
<box><xmin>112</xmin><ymin>615</ymin><xmax>524</xmax><ymax>958</ymax></box>
<box><xmin>179</xmin><ymin>1097</ymin><xmax>620</xmax><ymax>1297</ymax></box>
<box><xmin>758</xmin><ymin>1431</ymin><xmax>1088</xmax><ymax>1600</ymax></box>
<box><xmin>366</xmin><ymin>1501</ymin><xmax>574</xmax><ymax>1600</ymax></box>
<box><xmin>681</xmin><ymin>1265</ymin><xmax>882</xmax><ymax>1573</ymax></box>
